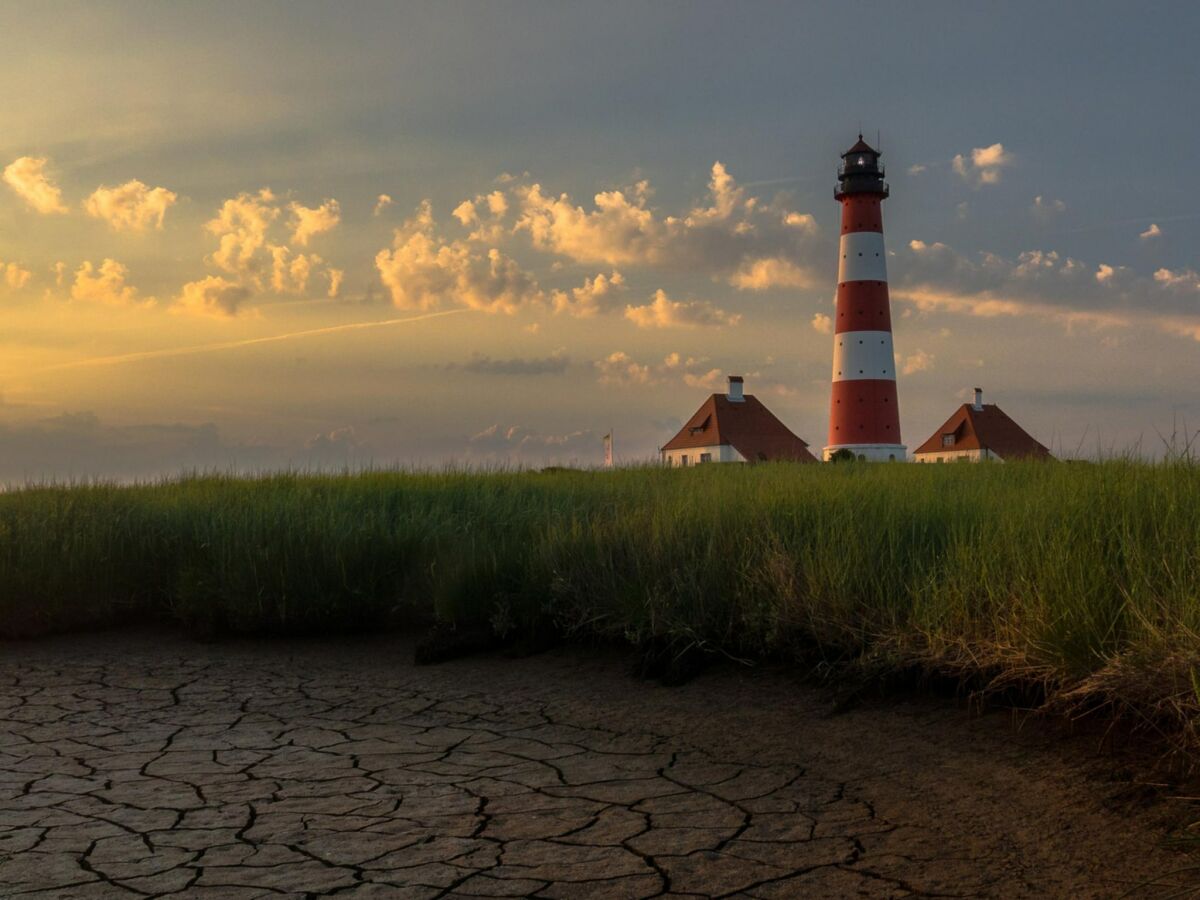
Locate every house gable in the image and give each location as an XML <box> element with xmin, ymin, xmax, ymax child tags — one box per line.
<box><xmin>662</xmin><ymin>394</ymin><xmax>816</xmax><ymax>463</ymax></box>
<box><xmin>914</xmin><ymin>403</ymin><xmax>1051</xmax><ymax>460</ymax></box>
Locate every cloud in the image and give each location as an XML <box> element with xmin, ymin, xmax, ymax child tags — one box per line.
<box><xmin>624</xmin><ymin>289</ymin><xmax>740</xmax><ymax>329</ymax></box>
<box><xmin>375</xmin><ymin>201</ymin><xmax>544</xmax><ymax>314</ymax></box>
<box><xmin>288</xmin><ymin>199</ymin><xmax>340</xmax><ymax>246</ymax></box>
<box><xmin>268</xmin><ymin>245</ymin><xmax>322</xmax><ymax>294</ymax></box>
<box><xmin>304</xmin><ymin>426</ymin><xmax>365</xmax><ymax>465</ymax></box>
<box><xmin>594</xmin><ymin>348</ymin><xmax>743</xmax><ymax>394</ymax></box>
<box><xmin>452</xmin><ymin>351</ymin><xmax>569</xmax><ymax>376</ymax></box>
<box><xmin>326</xmin><ymin>267</ymin><xmax>344</xmax><ymax>299</ymax></box>
<box><xmin>466</xmin><ymin>423</ymin><xmax>600</xmax><ymax>464</ymax></box>
<box><xmin>515</xmin><ymin>179</ymin><xmax>659</xmax><ymax>267</ymax></box>
<box><xmin>782</xmin><ymin>212</ymin><xmax>817</xmax><ymax>232</ymax></box>
<box><xmin>901</xmin><ymin>349</ymin><xmax>934</xmax><ymax>375</ymax></box>
<box><xmin>1154</xmin><ymin>267</ymin><xmax>1200</xmax><ymax>291</ymax></box>
<box><xmin>452</xmin><ymin>190</ymin><xmax>509</xmax><ymax>242</ymax></box>
<box><xmin>551</xmin><ymin>270</ymin><xmax>627</xmax><ymax>317</ymax></box>
<box><xmin>728</xmin><ymin>256</ymin><xmax>813</xmax><ymax>291</ymax></box>
<box><xmin>202</xmin><ymin>191</ymin><xmax>345</xmax><ymax>300</ymax></box>
<box><xmin>811</xmin><ymin>312</ymin><xmax>832</xmax><ymax>334</ymax></box>
<box><xmin>173</xmin><ymin>275</ymin><xmax>252</xmax><ymax>318</ymax></box>
<box><xmin>1140</xmin><ymin>223</ymin><xmax>1162</xmax><ymax>240</ymax></box>
<box><xmin>595</xmin><ymin>351</ymin><xmax>653</xmax><ymax>385</ymax></box>
<box><xmin>84</xmin><ymin>180</ymin><xmax>177</xmax><ymax>232</ymax></box>
<box><xmin>907</xmin><ymin>164</ymin><xmax>927</xmax><ymax>176</ymax></box>
<box><xmin>1094</xmin><ymin>263</ymin><xmax>1134</xmax><ymax>285</ymax></box>
<box><xmin>1</xmin><ymin>261</ymin><xmax>33</xmax><ymax>290</ymax></box>
<box><xmin>2</xmin><ymin>156</ymin><xmax>68</xmax><ymax>214</ymax></box>
<box><xmin>374</xmin><ymin>194</ymin><xmax>393</xmax><ymax>216</ymax></box>
<box><xmin>900</xmin><ymin>240</ymin><xmax>1114</xmax><ymax>323</ymax></box>
<box><xmin>70</xmin><ymin>260</ymin><xmax>152</xmax><ymax>307</ymax></box>
<box><xmin>683</xmin><ymin>368</ymin><xmax>724</xmax><ymax>390</ymax></box>
<box><xmin>952</xmin><ymin>143</ymin><xmax>1013</xmax><ymax>186</ymax></box>
<box><xmin>895</xmin><ymin>239</ymin><xmax>1200</xmax><ymax>341</ymax></box>
<box><xmin>0</xmin><ymin>411</ymin><xmax>282</xmax><ymax>483</ymax></box>
<box><xmin>513</xmin><ymin>161</ymin><xmax>822</xmax><ymax>289</ymax></box>
<box><xmin>206</xmin><ymin>189</ymin><xmax>280</xmax><ymax>280</ymax></box>
<box><xmin>53</xmin><ymin>261</ymin><xmax>67</xmax><ymax>287</ymax></box>
<box><xmin>1031</xmin><ymin>195</ymin><xmax>1066</xmax><ymax>219</ymax></box>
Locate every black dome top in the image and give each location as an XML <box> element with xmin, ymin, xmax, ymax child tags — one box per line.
<box><xmin>843</xmin><ymin>135</ymin><xmax>880</xmax><ymax>157</ymax></box>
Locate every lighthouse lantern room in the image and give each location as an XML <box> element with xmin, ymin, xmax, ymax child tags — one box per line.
<box><xmin>822</xmin><ymin>135</ymin><xmax>907</xmax><ymax>462</ymax></box>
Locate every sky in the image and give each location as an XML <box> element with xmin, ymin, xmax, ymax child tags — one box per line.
<box><xmin>1</xmin><ymin>1</ymin><xmax>1199</xmax><ymax>479</ymax></box>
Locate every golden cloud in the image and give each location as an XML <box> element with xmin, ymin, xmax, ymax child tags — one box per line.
<box><xmin>288</xmin><ymin>199</ymin><xmax>340</xmax><ymax>246</ymax></box>
<box><xmin>624</xmin><ymin>289</ymin><xmax>740</xmax><ymax>329</ymax></box>
<box><xmin>70</xmin><ymin>260</ymin><xmax>152</xmax><ymax>307</ymax></box>
<box><xmin>375</xmin><ymin>201</ymin><xmax>543</xmax><ymax>314</ymax></box>
<box><xmin>3</xmin><ymin>156</ymin><xmax>68</xmax><ymax>214</ymax></box>
<box><xmin>84</xmin><ymin>180</ymin><xmax>177</xmax><ymax>232</ymax></box>
<box><xmin>173</xmin><ymin>276</ymin><xmax>253</xmax><ymax>318</ymax></box>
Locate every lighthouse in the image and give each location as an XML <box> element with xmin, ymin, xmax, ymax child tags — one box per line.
<box><xmin>822</xmin><ymin>135</ymin><xmax>906</xmax><ymax>462</ymax></box>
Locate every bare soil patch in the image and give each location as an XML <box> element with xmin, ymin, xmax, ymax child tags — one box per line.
<box><xmin>0</xmin><ymin>632</ymin><xmax>1192</xmax><ymax>898</ymax></box>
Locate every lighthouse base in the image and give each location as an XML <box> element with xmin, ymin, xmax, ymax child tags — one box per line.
<box><xmin>822</xmin><ymin>443</ymin><xmax>907</xmax><ymax>463</ymax></box>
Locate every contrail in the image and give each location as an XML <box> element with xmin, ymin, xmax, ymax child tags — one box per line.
<box><xmin>30</xmin><ymin>308</ymin><xmax>472</xmax><ymax>374</ymax></box>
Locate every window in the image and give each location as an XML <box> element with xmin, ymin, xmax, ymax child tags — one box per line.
<box><xmin>699</xmin><ymin>452</ymin><xmax>712</xmax><ymax>463</ymax></box>
<box><xmin>942</xmin><ymin>434</ymin><xmax>955</xmax><ymax>447</ymax></box>
<box><xmin>680</xmin><ymin>454</ymin><xmax>689</xmax><ymax>467</ymax></box>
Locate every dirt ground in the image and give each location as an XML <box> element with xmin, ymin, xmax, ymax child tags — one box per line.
<box><xmin>0</xmin><ymin>632</ymin><xmax>1192</xmax><ymax>898</ymax></box>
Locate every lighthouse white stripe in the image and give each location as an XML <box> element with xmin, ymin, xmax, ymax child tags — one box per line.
<box><xmin>832</xmin><ymin>330</ymin><xmax>895</xmax><ymax>381</ymax></box>
<box><xmin>837</xmin><ymin>232</ymin><xmax>888</xmax><ymax>283</ymax></box>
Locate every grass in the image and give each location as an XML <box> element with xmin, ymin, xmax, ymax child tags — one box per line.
<box><xmin>2</xmin><ymin>460</ymin><xmax>1199</xmax><ymax>749</ymax></box>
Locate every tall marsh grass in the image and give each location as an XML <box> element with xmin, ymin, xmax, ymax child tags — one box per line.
<box><xmin>2</xmin><ymin>462</ymin><xmax>1199</xmax><ymax>741</ymax></box>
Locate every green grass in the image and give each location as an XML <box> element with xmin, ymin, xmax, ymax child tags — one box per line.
<box><xmin>2</xmin><ymin>461</ymin><xmax>1199</xmax><ymax>745</ymax></box>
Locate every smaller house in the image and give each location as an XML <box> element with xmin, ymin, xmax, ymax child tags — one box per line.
<box><xmin>913</xmin><ymin>388</ymin><xmax>1052</xmax><ymax>463</ymax></box>
<box><xmin>661</xmin><ymin>376</ymin><xmax>817</xmax><ymax>466</ymax></box>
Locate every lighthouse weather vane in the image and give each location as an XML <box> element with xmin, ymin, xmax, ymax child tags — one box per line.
<box><xmin>822</xmin><ymin>134</ymin><xmax>906</xmax><ymax>462</ymax></box>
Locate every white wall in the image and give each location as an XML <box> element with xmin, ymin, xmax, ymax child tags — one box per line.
<box><xmin>913</xmin><ymin>448</ymin><xmax>999</xmax><ymax>463</ymax></box>
<box><xmin>662</xmin><ymin>444</ymin><xmax>744</xmax><ymax>467</ymax></box>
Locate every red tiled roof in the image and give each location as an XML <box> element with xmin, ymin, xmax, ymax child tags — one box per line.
<box><xmin>913</xmin><ymin>403</ymin><xmax>1052</xmax><ymax>460</ymax></box>
<box><xmin>661</xmin><ymin>394</ymin><xmax>817</xmax><ymax>463</ymax></box>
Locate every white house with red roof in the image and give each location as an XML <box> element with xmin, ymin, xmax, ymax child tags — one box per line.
<box><xmin>660</xmin><ymin>376</ymin><xmax>817</xmax><ymax>466</ymax></box>
<box><xmin>913</xmin><ymin>388</ymin><xmax>1052</xmax><ymax>462</ymax></box>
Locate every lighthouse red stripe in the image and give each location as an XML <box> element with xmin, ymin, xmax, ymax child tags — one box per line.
<box><xmin>840</xmin><ymin>194</ymin><xmax>883</xmax><ymax>234</ymax></box>
<box><xmin>827</xmin><ymin>379</ymin><xmax>902</xmax><ymax>445</ymax></box>
<box><xmin>834</xmin><ymin>281</ymin><xmax>892</xmax><ymax>333</ymax></box>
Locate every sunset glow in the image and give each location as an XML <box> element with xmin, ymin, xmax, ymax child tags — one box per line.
<box><xmin>2</xmin><ymin>2</ymin><xmax>1198</xmax><ymax>478</ymax></box>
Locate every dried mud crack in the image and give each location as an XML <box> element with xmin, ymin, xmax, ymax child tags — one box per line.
<box><xmin>0</xmin><ymin>634</ymin><xmax>1189</xmax><ymax>898</ymax></box>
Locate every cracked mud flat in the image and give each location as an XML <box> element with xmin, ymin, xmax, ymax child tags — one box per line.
<box><xmin>0</xmin><ymin>634</ymin><xmax>1186</xmax><ymax>899</ymax></box>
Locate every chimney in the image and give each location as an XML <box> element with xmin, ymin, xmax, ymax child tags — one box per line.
<box><xmin>973</xmin><ymin>387</ymin><xmax>983</xmax><ymax>411</ymax></box>
<box><xmin>728</xmin><ymin>375</ymin><xmax>744</xmax><ymax>402</ymax></box>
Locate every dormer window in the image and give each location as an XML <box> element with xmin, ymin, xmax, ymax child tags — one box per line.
<box><xmin>942</xmin><ymin>433</ymin><xmax>955</xmax><ymax>447</ymax></box>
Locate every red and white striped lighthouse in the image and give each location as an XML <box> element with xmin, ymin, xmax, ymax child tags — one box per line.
<box><xmin>822</xmin><ymin>135</ymin><xmax>906</xmax><ymax>462</ymax></box>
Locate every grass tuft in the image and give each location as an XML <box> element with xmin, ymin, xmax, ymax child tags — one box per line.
<box><xmin>2</xmin><ymin>461</ymin><xmax>1199</xmax><ymax>751</ymax></box>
